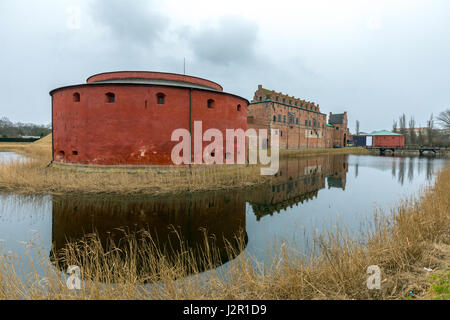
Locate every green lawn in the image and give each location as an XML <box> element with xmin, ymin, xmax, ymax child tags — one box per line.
<box><xmin>428</xmin><ymin>270</ymin><xmax>450</xmax><ymax>300</ymax></box>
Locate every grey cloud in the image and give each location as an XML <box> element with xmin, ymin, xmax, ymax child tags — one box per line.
<box><xmin>89</xmin><ymin>0</ymin><xmax>168</xmax><ymax>48</ymax></box>
<box><xmin>189</xmin><ymin>16</ymin><xmax>259</xmax><ymax>66</ymax></box>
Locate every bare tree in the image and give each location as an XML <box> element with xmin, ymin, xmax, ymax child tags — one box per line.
<box><xmin>392</xmin><ymin>119</ymin><xmax>398</xmax><ymax>133</ymax></box>
<box><xmin>436</xmin><ymin>109</ymin><xmax>450</xmax><ymax>130</ymax></box>
<box><xmin>408</xmin><ymin>117</ymin><xmax>416</xmax><ymax>146</ymax></box>
<box><xmin>399</xmin><ymin>114</ymin><xmax>407</xmax><ymax>137</ymax></box>
<box><xmin>418</xmin><ymin>129</ymin><xmax>425</xmax><ymax>146</ymax></box>
<box><xmin>426</xmin><ymin>114</ymin><xmax>434</xmax><ymax>146</ymax></box>
<box><xmin>356</xmin><ymin>120</ymin><xmax>360</xmax><ymax>135</ymax></box>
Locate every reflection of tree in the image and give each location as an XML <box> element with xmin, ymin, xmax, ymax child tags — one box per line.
<box><xmin>398</xmin><ymin>159</ymin><xmax>405</xmax><ymax>186</ymax></box>
<box><xmin>417</xmin><ymin>157</ymin><xmax>422</xmax><ymax>176</ymax></box>
<box><xmin>426</xmin><ymin>158</ymin><xmax>433</xmax><ymax>181</ymax></box>
<box><xmin>407</xmin><ymin>157</ymin><xmax>414</xmax><ymax>182</ymax></box>
<box><xmin>391</xmin><ymin>159</ymin><xmax>397</xmax><ymax>178</ymax></box>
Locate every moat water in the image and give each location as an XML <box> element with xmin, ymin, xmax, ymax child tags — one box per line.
<box><xmin>0</xmin><ymin>152</ymin><xmax>448</xmax><ymax>282</ymax></box>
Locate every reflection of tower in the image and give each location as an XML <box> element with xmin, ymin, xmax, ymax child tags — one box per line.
<box><xmin>355</xmin><ymin>163</ymin><xmax>359</xmax><ymax>178</ymax></box>
<box><xmin>51</xmin><ymin>190</ymin><xmax>247</xmax><ymax>278</ymax></box>
<box><xmin>326</xmin><ymin>154</ymin><xmax>348</xmax><ymax>190</ymax></box>
<box><xmin>247</xmin><ymin>155</ymin><xmax>349</xmax><ymax>220</ymax></box>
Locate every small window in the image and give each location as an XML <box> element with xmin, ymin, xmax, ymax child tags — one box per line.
<box><xmin>273</xmin><ymin>115</ymin><xmax>276</xmax><ymax>121</ymax></box>
<box><xmin>259</xmin><ymin>96</ymin><xmax>262</xmax><ymax>101</ymax></box>
<box><xmin>72</xmin><ymin>151</ymin><xmax>78</xmax><ymax>156</ymax></box>
<box><xmin>106</xmin><ymin>92</ymin><xmax>115</xmax><ymax>103</ymax></box>
<box><xmin>59</xmin><ymin>150</ymin><xmax>65</xmax><ymax>157</ymax></box>
<box><xmin>309</xmin><ymin>120</ymin><xmax>311</xmax><ymax>126</ymax></box>
<box><xmin>156</xmin><ymin>93</ymin><xmax>165</xmax><ymax>105</ymax></box>
<box><xmin>289</xmin><ymin>100</ymin><xmax>292</xmax><ymax>104</ymax></box>
<box><xmin>237</xmin><ymin>104</ymin><xmax>241</xmax><ymax>111</ymax></box>
<box><xmin>207</xmin><ymin>99</ymin><xmax>215</xmax><ymax>109</ymax></box>
<box><xmin>305</xmin><ymin>120</ymin><xmax>308</xmax><ymax>126</ymax></box>
<box><xmin>276</xmin><ymin>96</ymin><xmax>279</xmax><ymax>101</ymax></box>
<box><xmin>278</xmin><ymin>115</ymin><xmax>281</xmax><ymax>122</ymax></box>
<box><xmin>296</xmin><ymin>118</ymin><xmax>299</xmax><ymax>124</ymax></box>
<box><xmin>283</xmin><ymin>115</ymin><xmax>286</xmax><ymax>122</ymax></box>
<box><xmin>73</xmin><ymin>92</ymin><xmax>80</xmax><ymax>102</ymax></box>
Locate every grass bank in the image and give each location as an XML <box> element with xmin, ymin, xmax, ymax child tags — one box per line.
<box><xmin>0</xmin><ymin>166</ymin><xmax>449</xmax><ymax>300</ymax></box>
<box><xmin>0</xmin><ymin>135</ymin><xmax>269</xmax><ymax>195</ymax></box>
<box><xmin>0</xmin><ymin>135</ymin><xmax>368</xmax><ymax>196</ymax></box>
<box><xmin>279</xmin><ymin>147</ymin><xmax>370</xmax><ymax>157</ymax></box>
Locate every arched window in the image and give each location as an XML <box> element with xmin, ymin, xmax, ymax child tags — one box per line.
<box><xmin>273</xmin><ymin>115</ymin><xmax>276</xmax><ymax>122</ymax></box>
<box><xmin>106</xmin><ymin>92</ymin><xmax>115</xmax><ymax>103</ymax></box>
<box><xmin>156</xmin><ymin>93</ymin><xmax>165</xmax><ymax>105</ymax></box>
<box><xmin>237</xmin><ymin>104</ymin><xmax>241</xmax><ymax>111</ymax></box>
<box><xmin>73</xmin><ymin>92</ymin><xmax>80</xmax><ymax>102</ymax></box>
<box><xmin>207</xmin><ymin>99</ymin><xmax>215</xmax><ymax>109</ymax></box>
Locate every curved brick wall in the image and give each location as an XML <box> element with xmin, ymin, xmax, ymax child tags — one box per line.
<box><xmin>86</xmin><ymin>71</ymin><xmax>223</xmax><ymax>91</ymax></box>
<box><xmin>51</xmin><ymin>73</ymin><xmax>248</xmax><ymax>166</ymax></box>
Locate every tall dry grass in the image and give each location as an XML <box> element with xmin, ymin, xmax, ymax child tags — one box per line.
<box><xmin>0</xmin><ymin>167</ymin><xmax>449</xmax><ymax>300</ymax></box>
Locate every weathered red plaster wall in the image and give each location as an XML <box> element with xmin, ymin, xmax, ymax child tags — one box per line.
<box><xmin>52</xmin><ymin>84</ymin><xmax>247</xmax><ymax>165</ymax></box>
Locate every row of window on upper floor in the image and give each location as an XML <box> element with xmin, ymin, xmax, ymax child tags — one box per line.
<box><xmin>272</xmin><ymin>115</ymin><xmax>323</xmax><ymax>128</ymax></box>
<box><xmin>259</xmin><ymin>96</ymin><xmax>319</xmax><ymax>111</ymax></box>
<box><xmin>71</xmin><ymin>92</ymin><xmax>242</xmax><ymax>111</ymax></box>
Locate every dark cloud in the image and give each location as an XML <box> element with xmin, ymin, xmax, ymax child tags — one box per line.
<box><xmin>189</xmin><ymin>16</ymin><xmax>259</xmax><ymax>66</ymax></box>
<box><xmin>90</xmin><ymin>0</ymin><xmax>168</xmax><ymax>48</ymax></box>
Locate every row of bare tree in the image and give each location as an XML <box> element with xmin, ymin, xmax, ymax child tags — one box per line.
<box><xmin>392</xmin><ymin>109</ymin><xmax>450</xmax><ymax>146</ymax></box>
<box><xmin>354</xmin><ymin>109</ymin><xmax>450</xmax><ymax>147</ymax></box>
<box><xmin>0</xmin><ymin>117</ymin><xmax>51</xmax><ymax>138</ymax></box>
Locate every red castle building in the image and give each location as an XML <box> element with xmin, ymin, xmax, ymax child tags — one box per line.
<box><xmin>50</xmin><ymin>71</ymin><xmax>248</xmax><ymax>166</ymax></box>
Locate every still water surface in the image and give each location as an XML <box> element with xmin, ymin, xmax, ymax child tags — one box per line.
<box><xmin>0</xmin><ymin>152</ymin><xmax>448</xmax><ymax>279</ymax></box>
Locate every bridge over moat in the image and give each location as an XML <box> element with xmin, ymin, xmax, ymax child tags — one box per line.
<box><xmin>367</xmin><ymin>146</ymin><xmax>449</xmax><ymax>156</ymax></box>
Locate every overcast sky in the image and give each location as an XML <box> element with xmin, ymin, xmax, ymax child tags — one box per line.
<box><xmin>1</xmin><ymin>0</ymin><xmax>449</xmax><ymax>132</ymax></box>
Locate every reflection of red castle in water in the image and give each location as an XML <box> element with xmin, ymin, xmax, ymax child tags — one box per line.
<box><xmin>50</xmin><ymin>71</ymin><xmax>248</xmax><ymax>166</ymax></box>
<box><xmin>51</xmin><ymin>190</ymin><xmax>247</xmax><ymax>276</ymax></box>
<box><xmin>247</xmin><ymin>155</ymin><xmax>348</xmax><ymax>219</ymax></box>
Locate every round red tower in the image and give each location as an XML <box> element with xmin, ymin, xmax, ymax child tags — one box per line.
<box><xmin>50</xmin><ymin>71</ymin><xmax>248</xmax><ymax>166</ymax></box>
